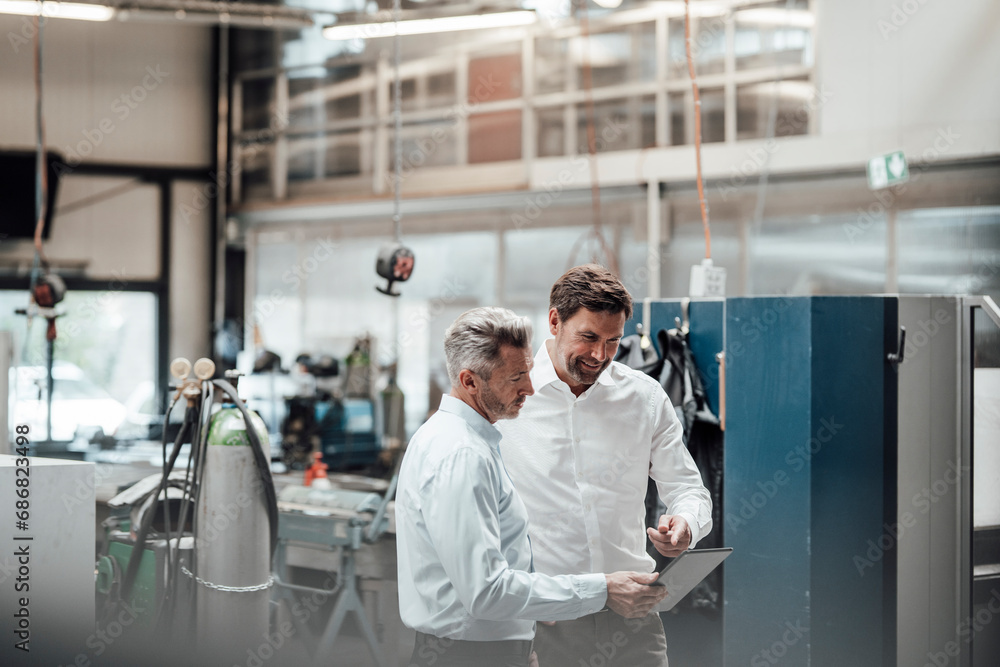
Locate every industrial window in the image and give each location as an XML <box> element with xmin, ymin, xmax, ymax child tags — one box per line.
<box><xmin>1</xmin><ymin>289</ymin><xmax>157</xmax><ymax>443</ymax></box>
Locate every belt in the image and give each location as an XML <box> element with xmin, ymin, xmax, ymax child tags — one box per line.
<box><xmin>415</xmin><ymin>631</ymin><xmax>533</xmax><ymax>657</ymax></box>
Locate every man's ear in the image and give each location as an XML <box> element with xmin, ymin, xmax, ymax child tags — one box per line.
<box><xmin>458</xmin><ymin>368</ymin><xmax>478</xmax><ymax>394</ymax></box>
<box><xmin>548</xmin><ymin>307</ymin><xmax>560</xmax><ymax>336</ymax></box>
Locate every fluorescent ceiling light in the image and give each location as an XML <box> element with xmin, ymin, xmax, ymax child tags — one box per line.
<box><xmin>0</xmin><ymin>0</ymin><xmax>114</xmax><ymax>21</ymax></box>
<box><xmin>323</xmin><ymin>10</ymin><xmax>537</xmax><ymax>41</ymax></box>
<box><xmin>592</xmin><ymin>0</ymin><xmax>623</xmax><ymax>8</ymax></box>
<box><xmin>735</xmin><ymin>8</ymin><xmax>815</xmax><ymax>28</ymax></box>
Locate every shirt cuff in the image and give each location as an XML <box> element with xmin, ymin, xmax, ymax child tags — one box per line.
<box><xmin>679</xmin><ymin>512</ymin><xmax>700</xmax><ymax>548</ymax></box>
<box><xmin>573</xmin><ymin>573</ymin><xmax>609</xmax><ymax>615</ymax></box>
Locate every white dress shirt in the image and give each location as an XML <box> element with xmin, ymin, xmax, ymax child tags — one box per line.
<box><xmin>497</xmin><ymin>342</ymin><xmax>713</xmax><ymax>576</ymax></box>
<box><xmin>396</xmin><ymin>395</ymin><xmax>608</xmax><ymax>641</ymax></box>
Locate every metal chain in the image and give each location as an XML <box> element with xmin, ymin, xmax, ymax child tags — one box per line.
<box><xmin>181</xmin><ymin>566</ymin><xmax>274</xmax><ymax>593</ymax></box>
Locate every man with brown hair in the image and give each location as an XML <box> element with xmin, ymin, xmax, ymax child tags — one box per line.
<box><xmin>396</xmin><ymin>306</ymin><xmax>669</xmax><ymax>667</ymax></box>
<box><xmin>497</xmin><ymin>266</ymin><xmax>713</xmax><ymax>667</ymax></box>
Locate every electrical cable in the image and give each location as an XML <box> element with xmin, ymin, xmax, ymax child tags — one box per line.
<box><xmin>119</xmin><ymin>406</ymin><xmax>194</xmax><ymax>606</ymax></box>
<box><xmin>211</xmin><ymin>379</ymin><xmax>279</xmax><ymax>556</ymax></box>
<box><xmin>572</xmin><ymin>0</ymin><xmax>620</xmax><ymax>275</ymax></box>
<box><xmin>56</xmin><ymin>178</ymin><xmax>144</xmax><ymax>217</ymax></box>
<box><xmin>158</xmin><ymin>387</ymin><xmax>205</xmax><ymax>633</ymax></box>
<box><xmin>684</xmin><ymin>0</ymin><xmax>712</xmax><ymax>260</ymax></box>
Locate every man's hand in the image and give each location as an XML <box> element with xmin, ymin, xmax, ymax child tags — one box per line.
<box><xmin>604</xmin><ymin>572</ymin><xmax>669</xmax><ymax>618</ymax></box>
<box><xmin>646</xmin><ymin>514</ymin><xmax>692</xmax><ymax>558</ymax></box>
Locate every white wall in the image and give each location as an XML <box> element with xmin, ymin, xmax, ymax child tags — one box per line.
<box><xmin>0</xmin><ymin>16</ymin><xmax>215</xmax><ymax>373</ymax></box>
<box><xmin>0</xmin><ymin>16</ymin><xmax>212</xmax><ymax>166</ymax></box>
<box><xmin>818</xmin><ymin>0</ymin><xmax>1000</xmax><ymax>158</ymax></box>
<box><xmin>171</xmin><ymin>181</ymin><xmax>213</xmax><ymax>362</ymax></box>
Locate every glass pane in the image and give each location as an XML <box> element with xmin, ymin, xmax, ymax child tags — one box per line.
<box><xmin>240</xmin><ymin>78</ymin><xmax>277</xmax><ymax>133</ymax></box>
<box><xmin>734</xmin><ymin>2</ymin><xmax>814</xmax><ymax>72</ymax></box>
<box><xmin>390</xmin><ymin>121</ymin><xmax>459</xmax><ymax>170</ymax></box>
<box><xmin>574</xmin><ymin>23</ymin><xmax>655</xmax><ymax>90</ymax></box>
<box><xmin>575</xmin><ymin>98</ymin><xmax>649</xmax><ymax>153</ymax></box>
<box><xmin>2</xmin><ymin>290</ymin><xmax>156</xmax><ymax>442</ymax></box>
<box><xmin>288</xmin><ymin>131</ymin><xmax>363</xmax><ymax>181</ymax></box>
<box><xmin>973</xmin><ymin>306</ymin><xmax>1000</xmax><ymax>530</ymax></box>
<box><xmin>287</xmin><ymin>64</ymin><xmax>370</xmax><ymax>132</ymax></box>
<box><xmin>669</xmin><ymin>92</ymin><xmax>687</xmax><ymax>146</ymax></box>
<box><xmin>504</xmin><ymin>225</ymin><xmax>591</xmax><ymax>340</ymax></box>
<box><xmin>897</xmin><ymin>207</ymin><xmax>1000</xmax><ymax>301</ymax></box>
<box><xmin>253</xmin><ymin>232</ymin><xmax>498</xmax><ymax>437</ymax></box>
<box><xmin>537</xmin><ymin>106</ymin><xmax>565</xmax><ymax>158</ymax></box>
<box><xmin>427</xmin><ymin>71</ymin><xmax>456</xmax><ymax>108</ymax></box>
<box><xmin>661</xmin><ymin>218</ymin><xmax>742</xmax><ymax>297</ymax></box>
<box><xmin>748</xmin><ymin>213</ymin><xmax>887</xmax><ymax>295</ymax></box>
<box><xmin>535</xmin><ymin>37</ymin><xmax>569</xmax><ymax>95</ymax></box>
<box><xmin>736</xmin><ymin>77</ymin><xmax>813</xmax><ymax>141</ymax></box>
<box><xmin>700</xmin><ymin>88</ymin><xmax>726</xmax><ymax>144</ymax></box>
<box><xmin>238</xmin><ymin>143</ymin><xmax>272</xmax><ymax>200</ymax></box>
<box><xmin>668</xmin><ymin>16</ymin><xmax>727</xmax><ymax>79</ymax></box>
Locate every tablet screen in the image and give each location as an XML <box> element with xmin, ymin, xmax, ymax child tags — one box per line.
<box><xmin>652</xmin><ymin>547</ymin><xmax>733</xmax><ymax>611</ymax></box>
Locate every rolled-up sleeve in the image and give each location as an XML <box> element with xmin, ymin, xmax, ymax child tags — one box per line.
<box><xmin>420</xmin><ymin>448</ymin><xmax>607</xmax><ymax>621</ymax></box>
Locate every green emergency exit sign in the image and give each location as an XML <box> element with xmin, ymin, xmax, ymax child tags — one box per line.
<box><xmin>867</xmin><ymin>151</ymin><xmax>908</xmax><ymax>190</ymax></box>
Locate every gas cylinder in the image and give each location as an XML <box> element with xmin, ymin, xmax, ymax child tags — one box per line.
<box><xmin>194</xmin><ymin>402</ymin><xmax>271</xmax><ymax>662</ymax></box>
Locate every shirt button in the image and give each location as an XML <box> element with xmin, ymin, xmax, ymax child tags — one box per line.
<box><xmin>577</xmin><ymin>472</ymin><xmax>583</xmax><ymax>479</ymax></box>
<box><xmin>585</xmin><ymin>504</ymin><xmax>592</xmax><ymax>511</ymax></box>
<box><xmin>574</xmin><ymin>437</ymin><xmax>581</xmax><ymax>444</ymax></box>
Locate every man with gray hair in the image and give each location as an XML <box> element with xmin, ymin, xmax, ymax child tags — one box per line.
<box><xmin>396</xmin><ymin>306</ymin><xmax>667</xmax><ymax>667</ymax></box>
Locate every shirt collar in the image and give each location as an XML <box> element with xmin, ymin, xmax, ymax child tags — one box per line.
<box><xmin>531</xmin><ymin>339</ymin><xmax>617</xmax><ymax>393</ymax></box>
<box><xmin>437</xmin><ymin>394</ymin><xmax>502</xmax><ymax>449</ymax></box>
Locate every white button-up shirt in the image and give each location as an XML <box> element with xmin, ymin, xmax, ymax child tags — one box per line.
<box><xmin>497</xmin><ymin>342</ymin><xmax>713</xmax><ymax>576</ymax></box>
<box><xmin>396</xmin><ymin>395</ymin><xmax>608</xmax><ymax>641</ymax></box>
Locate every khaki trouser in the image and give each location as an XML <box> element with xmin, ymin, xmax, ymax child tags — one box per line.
<box><xmin>533</xmin><ymin>611</ymin><xmax>668</xmax><ymax>667</ymax></box>
<box><xmin>408</xmin><ymin>631</ymin><xmax>534</xmax><ymax>667</ymax></box>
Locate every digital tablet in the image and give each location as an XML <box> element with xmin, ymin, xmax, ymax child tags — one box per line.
<box><xmin>651</xmin><ymin>547</ymin><xmax>733</xmax><ymax>611</ymax></box>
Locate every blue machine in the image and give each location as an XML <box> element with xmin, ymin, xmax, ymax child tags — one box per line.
<box><xmin>628</xmin><ymin>295</ymin><xmax>992</xmax><ymax>667</ymax></box>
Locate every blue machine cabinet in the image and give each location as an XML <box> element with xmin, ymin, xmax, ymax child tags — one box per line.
<box><xmin>630</xmin><ymin>296</ymin><xmax>903</xmax><ymax>666</ymax></box>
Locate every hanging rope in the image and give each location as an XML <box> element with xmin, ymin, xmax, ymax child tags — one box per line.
<box><xmin>572</xmin><ymin>0</ymin><xmax>619</xmax><ymax>275</ymax></box>
<box><xmin>391</xmin><ymin>0</ymin><xmax>402</xmax><ymax>243</ymax></box>
<box><xmin>684</xmin><ymin>0</ymin><xmax>711</xmax><ymax>260</ymax></box>
<box><xmin>31</xmin><ymin>8</ymin><xmax>50</xmax><ymax>287</ymax></box>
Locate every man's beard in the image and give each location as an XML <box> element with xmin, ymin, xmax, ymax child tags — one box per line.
<box><xmin>565</xmin><ymin>355</ymin><xmax>610</xmax><ymax>386</ymax></box>
<box><xmin>481</xmin><ymin>384</ymin><xmax>525</xmax><ymax>421</ymax></box>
